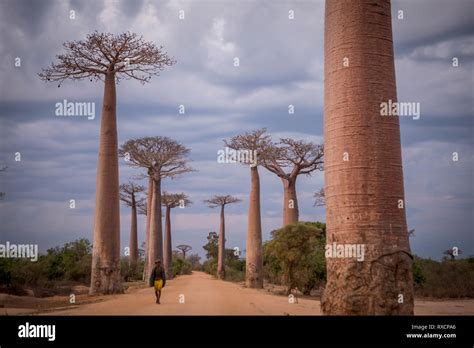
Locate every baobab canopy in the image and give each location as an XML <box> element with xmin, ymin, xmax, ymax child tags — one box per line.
<box><xmin>38</xmin><ymin>31</ymin><xmax>176</xmax><ymax>85</ymax></box>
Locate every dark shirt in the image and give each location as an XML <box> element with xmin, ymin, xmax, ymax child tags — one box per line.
<box><xmin>149</xmin><ymin>266</ymin><xmax>166</xmax><ymax>287</ymax></box>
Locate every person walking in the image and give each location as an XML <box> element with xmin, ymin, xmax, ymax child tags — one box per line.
<box><xmin>149</xmin><ymin>259</ymin><xmax>166</xmax><ymax>304</ymax></box>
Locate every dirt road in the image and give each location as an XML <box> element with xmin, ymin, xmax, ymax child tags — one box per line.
<box><xmin>3</xmin><ymin>271</ymin><xmax>472</xmax><ymax>315</ymax></box>
<box><xmin>43</xmin><ymin>272</ymin><xmax>320</xmax><ymax>315</ymax></box>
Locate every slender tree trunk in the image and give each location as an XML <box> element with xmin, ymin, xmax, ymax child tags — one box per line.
<box><xmin>129</xmin><ymin>195</ymin><xmax>138</xmax><ymax>265</ymax></box>
<box><xmin>282</xmin><ymin>178</ymin><xmax>298</xmax><ymax>226</ymax></box>
<box><xmin>147</xmin><ymin>178</ymin><xmax>163</xmax><ymax>279</ymax></box>
<box><xmin>90</xmin><ymin>71</ymin><xmax>121</xmax><ymax>295</ymax></box>
<box><xmin>246</xmin><ymin>166</ymin><xmax>263</xmax><ymax>288</ymax></box>
<box><xmin>143</xmin><ymin>175</ymin><xmax>153</xmax><ymax>282</ymax></box>
<box><xmin>322</xmin><ymin>0</ymin><xmax>413</xmax><ymax>315</ymax></box>
<box><xmin>217</xmin><ymin>205</ymin><xmax>226</xmax><ymax>279</ymax></box>
<box><xmin>164</xmin><ymin>206</ymin><xmax>173</xmax><ymax>279</ymax></box>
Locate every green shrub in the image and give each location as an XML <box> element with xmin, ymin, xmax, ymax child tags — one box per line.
<box><xmin>202</xmin><ymin>259</ymin><xmax>217</xmax><ymax>276</ymax></box>
<box><xmin>0</xmin><ymin>238</ymin><xmax>93</xmax><ymax>297</ymax></box>
<box><xmin>171</xmin><ymin>257</ymin><xmax>192</xmax><ymax>277</ymax></box>
<box><xmin>413</xmin><ymin>256</ymin><xmax>426</xmax><ymax>285</ymax></box>
<box><xmin>120</xmin><ymin>258</ymin><xmax>144</xmax><ymax>281</ymax></box>
<box><xmin>264</xmin><ymin>222</ymin><xmax>326</xmax><ymax>295</ymax></box>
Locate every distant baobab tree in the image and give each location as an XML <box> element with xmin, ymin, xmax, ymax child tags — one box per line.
<box><xmin>176</xmin><ymin>245</ymin><xmax>192</xmax><ymax>259</ymax></box>
<box><xmin>262</xmin><ymin>138</ymin><xmax>323</xmax><ymax>226</ymax></box>
<box><xmin>162</xmin><ymin>192</ymin><xmax>192</xmax><ymax>279</ymax></box>
<box><xmin>322</xmin><ymin>0</ymin><xmax>414</xmax><ymax>315</ymax></box>
<box><xmin>224</xmin><ymin>128</ymin><xmax>271</xmax><ymax>288</ymax></box>
<box><xmin>39</xmin><ymin>32</ymin><xmax>176</xmax><ymax>294</ymax></box>
<box><xmin>119</xmin><ymin>182</ymin><xmax>144</xmax><ymax>266</ymax></box>
<box><xmin>313</xmin><ymin>188</ymin><xmax>325</xmax><ymax>207</ymax></box>
<box><xmin>443</xmin><ymin>248</ymin><xmax>462</xmax><ymax>260</ymax></box>
<box><xmin>120</xmin><ymin>137</ymin><xmax>193</xmax><ymax>281</ymax></box>
<box><xmin>136</xmin><ymin>196</ymin><xmax>148</xmax><ymax>280</ymax></box>
<box><xmin>204</xmin><ymin>195</ymin><xmax>241</xmax><ymax>279</ymax></box>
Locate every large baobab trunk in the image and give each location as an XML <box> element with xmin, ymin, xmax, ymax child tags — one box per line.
<box><xmin>282</xmin><ymin>178</ymin><xmax>298</xmax><ymax>226</ymax></box>
<box><xmin>246</xmin><ymin>166</ymin><xmax>263</xmax><ymax>288</ymax></box>
<box><xmin>322</xmin><ymin>0</ymin><xmax>414</xmax><ymax>315</ymax></box>
<box><xmin>90</xmin><ymin>71</ymin><xmax>122</xmax><ymax>294</ymax></box>
<box><xmin>163</xmin><ymin>206</ymin><xmax>173</xmax><ymax>279</ymax></box>
<box><xmin>129</xmin><ymin>196</ymin><xmax>138</xmax><ymax>265</ymax></box>
<box><xmin>147</xmin><ymin>178</ymin><xmax>163</xmax><ymax>279</ymax></box>
<box><xmin>143</xmin><ymin>175</ymin><xmax>153</xmax><ymax>282</ymax></box>
<box><xmin>217</xmin><ymin>205</ymin><xmax>226</xmax><ymax>279</ymax></box>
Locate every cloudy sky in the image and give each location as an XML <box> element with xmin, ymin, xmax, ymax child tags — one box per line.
<box><xmin>0</xmin><ymin>0</ymin><xmax>472</xmax><ymax>261</ymax></box>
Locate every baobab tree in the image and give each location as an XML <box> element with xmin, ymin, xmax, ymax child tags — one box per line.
<box><xmin>224</xmin><ymin>129</ymin><xmax>271</xmax><ymax>288</ymax></box>
<box><xmin>162</xmin><ymin>192</ymin><xmax>192</xmax><ymax>279</ymax></box>
<box><xmin>262</xmin><ymin>138</ymin><xmax>324</xmax><ymax>226</ymax></box>
<box><xmin>176</xmin><ymin>245</ymin><xmax>192</xmax><ymax>260</ymax></box>
<box><xmin>322</xmin><ymin>0</ymin><xmax>414</xmax><ymax>315</ymax></box>
<box><xmin>119</xmin><ymin>182</ymin><xmax>144</xmax><ymax>266</ymax></box>
<box><xmin>204</xmin><ymin>195</ymin><xmax>241</xmax><ymax>279</ymax></box>
<box><xmin>136</xmin><ymin>197</ymin><xmax>148</xmax><ymax>281</ymax></box>
<box><xmin>39</xmin><ymin>32</ymin><xmax>175</xmax><ymax>294</ymax></box>
<box><xmin>120</xmin><ymin>137</ymin><xmax>193</xmax><ymax>281</ymax></box>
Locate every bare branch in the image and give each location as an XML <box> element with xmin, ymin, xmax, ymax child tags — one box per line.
<box><xmin>119</xmin><ymin>182</ymin><xmax>145</xmax><ymax>207</ymax></box>
<box><xmin>162</xmin><ymin>192</ymin><xmax>192</xmax><ymax>208</ymax></box>
<box><xmin>261</xmin><ymin>138</ymin><xmax>324</xmax><ymax>181</ymax></box>
<box><xmin>204</xmin><ymin>195</ymin><xmax>242</xmax><ymax>208</ymax></box>
<box><xmin>119</xmin><ymin>136</ymin><xmax>195</xmax><ymax>182</ymax></box>
<box><xmin>137</xmin><ymin>197</ymin><xmax>148</xmax><ymax>215</ymax></box>
<box><xmin>313</xmin><ymin>188</ymin><xmax>325</xmax><ymax>207</ymax></box>
<box><xmin>223</xmin><ymin>128</ymin><xmax>272</xmax><ymax>166</ymax></box>
<box><xmin>38</xmin><ymin>31</ymin><xmax>176</xmax><ymax>85</ymax></box>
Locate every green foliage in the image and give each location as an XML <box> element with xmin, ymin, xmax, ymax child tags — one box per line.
<box><xmin>171</xmin><ymin>257</ymin><xmax>192</xmax><ymax>277</ymax></box>
<box><xmin>201</xmin><ymin>232</ymin><xmax>245</xmax><ymax>282</ymax></box>
<box><xmin>187</xmin><ymin>253</ymin><xmax>202</xmax><ymax>271</ymax></box>
<box><xmin>413</xmin><ymin>256</ymin><xmax>426</xmax><ymax>285</ymax></box>
<box><xmin>203</xmin><ymin>232</ymin><xmax>218</xmax><ymax>260</ymax></box>
<box><xmin>202</xmin><ymin>258</ymin><xmax>217</xmax><ymax>275</ymax></box>
<box><xmin>264</xmin><ymin>222</ymin><xmax>326</xmax><ymax>295</ymax></box>
<box><xmin>263</xmin><ymin>240</ymin><xmax>283</xmax><ymax>284</ymax></box>
<box><xmin>202</xmin><ymin>231</ymin><xmax>219</xmax><ymax>277</ymax></box>
<box><xmin>120</xmin><ymin>258</ymin><xmax>144</xmax><ymax>281</ymax></box>
<box><xmin>224</xmin><ymin>249</ymin><xmax>245</xmax><ymax>282</ymax></box>
<box><xmin>0</xmin><ymin>238</ymin><xmax>92</xmax><ymax>297</ymax></box>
